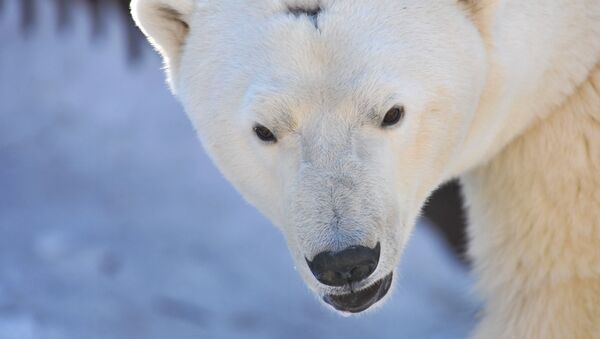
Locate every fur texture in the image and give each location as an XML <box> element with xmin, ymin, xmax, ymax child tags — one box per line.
<box><xmin>131</xmin><ymin>0</ymin><xmax>600</xmax><ymax>336</ymax></box>
<box><xmin>462</xmin><ymin>64</ymin><xmax>600</xmax><ymax>339</ymax></box>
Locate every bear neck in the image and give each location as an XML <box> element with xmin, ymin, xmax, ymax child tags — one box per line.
<box><xmin>460</xmin><ymin>63</ymin><xmax>600</xmax><ymax>338</ymax></box>
<box><xmin>448</xmin><ymin>0</ymin><xmax>600</xmax><ymax>177</ymax></box>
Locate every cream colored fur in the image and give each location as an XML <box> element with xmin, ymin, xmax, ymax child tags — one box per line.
<box><xmin>131</xmin><ymin>0</ymin><xmax>600</xmax><ymax>336</ymax></box>
<box><xmin>462</xmin><ymin>64</ymin><xmax>600</xmax><ymax>339</ymax></box>
<box><xmin>458</xmin><ymin>2</ymin><xmax>600</xmax><ymax>337</ymax></box>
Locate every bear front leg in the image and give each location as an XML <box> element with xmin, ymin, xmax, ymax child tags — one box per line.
<box><xmin>470</xmin><ymin>277</ymin><xmax>600</xmax><ymax>339</ymax></box>
<box><xmin>461</xmin><ymin>66</ymin><xmax>600</xmax><ymax>338</ymax></box>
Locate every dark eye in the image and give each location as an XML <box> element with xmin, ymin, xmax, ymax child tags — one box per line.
<box><xmin>253</xmin><ymin>124</ymin><xmax>277</xmax><ymax>143</ymax></box>
<box><xmin>381</xmin><ymin>106</ymin><xmax>405</xmax><ymax>127</ymax></box>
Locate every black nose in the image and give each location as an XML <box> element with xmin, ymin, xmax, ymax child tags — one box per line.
<box><xmin>306</xmin><ymin>242</ymin><xmax>381</xmax><ymax>286</ymax></box>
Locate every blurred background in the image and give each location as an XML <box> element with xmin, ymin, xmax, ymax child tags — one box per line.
<box><xmin>0</xmin><ymin>1</ymin><xmax>477</xmax><ymax>338</ymax></box>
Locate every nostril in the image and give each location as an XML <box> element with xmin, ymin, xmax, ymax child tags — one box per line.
<box><xmin>305</xmin><ymin>242</ymin><xmax>381</xmax><ymax>286</ymax></box>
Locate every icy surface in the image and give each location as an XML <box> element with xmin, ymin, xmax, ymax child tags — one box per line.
<box><xmin>0</xmin><ymin>1</ymin><xmax>478</xmax><ymax>338</ymax></box>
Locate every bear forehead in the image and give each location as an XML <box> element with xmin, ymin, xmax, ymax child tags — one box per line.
<box><xmin>286</xmin><ymin>1</ymin><xmax>322</xmax><ymax>28</ymax></box>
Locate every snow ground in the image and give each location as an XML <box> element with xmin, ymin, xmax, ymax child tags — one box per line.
<box><xmin>0</xmin><ymin>1</ymin><xmax>479</xmax><ymax>338</ymax></box>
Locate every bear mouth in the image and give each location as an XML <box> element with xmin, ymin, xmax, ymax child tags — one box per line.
<box><xmin>323</xmin><ymin>272</ymin><xmax>393</xmax><ymax>313</ymax></box>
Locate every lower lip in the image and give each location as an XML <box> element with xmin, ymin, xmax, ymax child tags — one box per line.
<box><xmin>323</xmin><ymin>272</ymin><xmax>393</xmax><ymax>313</ymax></box>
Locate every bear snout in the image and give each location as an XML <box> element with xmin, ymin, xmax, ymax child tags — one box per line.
<box><xmin>305</xmin><ymin>242</ymin><xmax>381</xmax><ymax>286</ymax></box>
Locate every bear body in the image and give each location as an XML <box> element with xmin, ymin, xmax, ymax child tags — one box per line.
<box><xmin>131</xmin><ymin>0</ymin><xmax>600</xmax><ymax>336</ymax></box>
<box><xmin>463</xmin><ymin>65</ymin><xmax>600</xmax><ymax>338</ymax></box>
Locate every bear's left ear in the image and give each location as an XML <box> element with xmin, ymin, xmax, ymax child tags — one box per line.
<box><xmin>131</xmin><ymin>0</ymin><xmax>195</xmax><ymax>92</ymax></box>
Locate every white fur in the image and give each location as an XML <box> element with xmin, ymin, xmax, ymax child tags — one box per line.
<box><xmin>131</xmin><ymin>0</ymin><xmax>600</xmax><ymax>336</ymax></box>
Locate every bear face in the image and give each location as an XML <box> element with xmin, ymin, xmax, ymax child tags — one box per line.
<box><xmin>133</xmin><ymin>0</ymin><xmax>487</xmax><ymax>313</ymax></box>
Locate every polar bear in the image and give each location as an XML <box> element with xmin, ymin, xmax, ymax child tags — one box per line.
<box><xmin>131</xmin><ymin>0</ymin><xmax>600</xmax><ymax>337</ymax></box>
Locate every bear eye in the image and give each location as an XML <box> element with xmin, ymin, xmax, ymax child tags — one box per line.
<box><xmin>381</xmin><ymin>106</ymin><xmax>405</xmax><ymax>127</ymax></box>
<box><xmin>253</xmin><ymin>124</ymin><xmax>277</xmax><ymax>143</ymax></box>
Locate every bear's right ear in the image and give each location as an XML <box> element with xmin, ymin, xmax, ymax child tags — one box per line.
<box><xmin>131</xmin><ymin>0</ymin><xmax>195</xmax><ymax>92</ymax></box>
